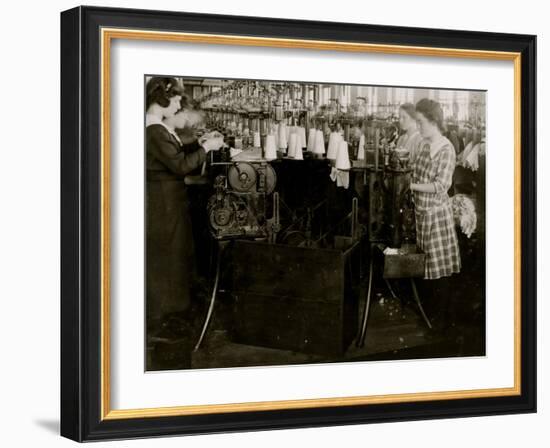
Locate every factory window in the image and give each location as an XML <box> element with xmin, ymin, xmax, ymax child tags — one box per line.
<box><xmin>456</xmin><ymin>90</ymin><xmax>472</xmax><ymax>121</ymax></box>
<box><xmin>322</xmin><ymin>86</ymin><xmax>331</xmax><ymax>105</ymax></box>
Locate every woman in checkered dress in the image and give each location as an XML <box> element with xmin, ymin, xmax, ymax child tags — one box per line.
<box><xmin>411</xmin><ymin>99</ymin><xmax>461</xmax><ymax>280</ymax></box>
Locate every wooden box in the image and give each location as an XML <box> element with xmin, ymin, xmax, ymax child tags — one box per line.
<box><xmin>382</xmin><ymin>244</ymin><xmax>425</xmax><ymax>279</ymax></box>
<box><xmin>230</xmin><ymin>239</ymin><xmax>360</xmax><ymax>356</ymax></box>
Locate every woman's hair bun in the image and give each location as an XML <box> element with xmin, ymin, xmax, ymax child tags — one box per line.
<box><xmin>146</xmin><ymin>77</ymin><xmax>183</xmax><ymax>109</ymax></box>
<box><xmin>416</xmin><ymin>98</ymin><xmax>446</xmax><ymax>133</ymax></box>
<box><xmin>399</xmin><ymin>103</ymin><xmax>417</xmax><ymax>120</ymax></box>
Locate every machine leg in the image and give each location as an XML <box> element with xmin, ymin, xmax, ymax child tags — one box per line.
<box><xmin>194</xmin><ymin>241</ymin><xmax>227</xmax><ymax>351</ymax></box>
<box><xmin>357</xmin><ymin>257</ymin><xmax>374</xmax><ymax>347</ymax></box>
<box><xmin>384</xmin><ymin>278</ymin><xmax>398</xmax><ymax>300</ymax></box>
<box><xmin>410</xmin><ymin>278</ymin><xmax>432</xmax><ymax>329</ymax></box>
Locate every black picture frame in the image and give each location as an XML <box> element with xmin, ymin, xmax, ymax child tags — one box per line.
<box><xmin>61</xmin><ymin>5</ymin><xmax>536</xmax><ymax>442</ymax></box>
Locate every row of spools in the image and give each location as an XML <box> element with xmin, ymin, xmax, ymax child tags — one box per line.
<box><xmin>260</xmin><ymin>122</ymin><xmax>366</xmax><ymax>170</ymax></box>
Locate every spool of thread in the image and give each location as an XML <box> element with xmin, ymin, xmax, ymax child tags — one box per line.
<box><xmin>294</xmin><ymin>143</ymin><xmax>304</xmax><ymax>160</ymax></box>
<box><xmin>336</xmin><ymin>140</ymin><xmax>351</xmax><ymax>170</ymax></box>
<box><xmin>264</xmin><ymin>134</ymin><xmax>277</xmax><ymax>160</ymax></box>
<box><xmin>278</xmin><ymin>123</ymin><xmax>288</xmax><ymax>152</ymax></box>
<box><xmin>294</xmin><ymin>132</ymin><xmax>302</xmax><ymax>157</ymax></box>
<box><xmin>314</xmin><ymin>129</ymin><xmax>326</xmax><ymax>154</ymax></box>
<box><xmin>327</xmin><ymin>132</ymin><xmax>342</xmax><ymax>160</ymax></box>
<box><xmin>291</xmin><ymin>132</ymin><xmax>302</xmax><ymax>159</ymax></box>
<box><xmin>307</xmin><ymin>128</ymin><xmax>317</xmax><ymax>152</ymax></box>
<box><xmin>288</xmin><ymin>133</ymin><xmax>298</xmax><ymax>158</ymax></box>
<box><xmin>271</xmin><ymin>124</ymin><xmax>279</xmax><ymax>149</ymax></box>
<box><xmin>286</xmin><ymin>126</ymin><xmax>298</xmax><ymax>142</ymax></box>
<box><xmin>253</xmin><ymin>131</ymin><xmax>261</xmax><ymax>148</ymax></box>
<box><xmin>286</xmin><ymin>124</ymin><xmax>295</xmax><ymax>144</ymax></box>
<box><xmin>357</xmin><ymin>134</ymin><xmax>365</xmax><ymax>160</ymax></box>
<box><xmin>298</xmin><ymin>126</ymin><xmax>307</xmax><ymax>148</ymax></box>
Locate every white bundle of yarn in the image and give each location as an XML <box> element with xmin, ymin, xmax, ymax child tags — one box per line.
<box><xmin>357</xmin><ymin>134</ymin><xmax>365</xmax><ymax>160</ymax></box>
<box><xmin>336</xmin><ymin>140</ymin><xmax>351</xmax><ymax>170</ymax></box>
<box><xmin>307</xmin><ymin>128</ymin><xmax>317</xmax><ymax>152</ymax></box>
<box><xmin>298</xmin><ymin>126</ymin><xmax>307</xmax><ymax>148</ymax></box>
<box><xmin>278</xmin><ymin>122</ymin><xmax>288</xmax><ymax>152</ymax></box>
<box><xmin>314</xmin><ymin>129</ymin><xmax>325</xmax><ymax>155</ymax></box>
<box><xmin>329</xmin><ymin>167</ymin><xmax>350</xmax><ymax>189</ymax></box>
<box><xmin>253</xmin><ymin>131</ymin><xmax>261</xmax><ymax>148</ymax></box>
<box><xmin>264</xmin><ymin>134</ymin><xmax>277</xmax><ymax>160</ymax></box>
<box><xmin>327</xmin><ymin>132</ymin><xmax>342</xmax><ymax>160</ymax></box>
<box><xmin>294</xmin><ymin>137</ymin><xmax>304</xmax><ymax>160</ymax></box>
<box><xmin>288</xmin><ymin>133</ymin><xmax>298</xmax><ymax>158</ymax></box>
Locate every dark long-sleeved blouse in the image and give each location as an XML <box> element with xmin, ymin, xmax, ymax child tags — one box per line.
<box><xmin>146</xmin><ymin>124</ymin><xmax>206</xmax><ymax>178</ymax></box>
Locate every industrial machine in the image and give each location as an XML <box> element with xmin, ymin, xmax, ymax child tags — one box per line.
<box><xmin>191</xmin><ymin>78</ymin><xmax>431</xmax><ymax>355</ymax></box>
<box><xmin>207</xmin><ymin>161</ymin><xmax>278</xmax><ymax>241</ymax></box>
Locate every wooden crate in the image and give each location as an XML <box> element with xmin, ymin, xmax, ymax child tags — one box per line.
<box><xmin>230</xmin><ymin>239</ymin><xmax>360</xmax><ymax>356</ymax></box>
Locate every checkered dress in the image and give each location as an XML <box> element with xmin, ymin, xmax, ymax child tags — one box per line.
<box><xmin>412</xmin><ymin>137</ymin><xmax>461</xmax><ymax>279</ymax></box>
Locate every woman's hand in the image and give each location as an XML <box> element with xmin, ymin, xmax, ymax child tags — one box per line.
<box><xmin>200</xmin><ymin>131</ymin><xmax>225</xmax><ymax>153</ymax></box>
<box><xmin>201</xmin><ymin>138</ymin><xmax>224</xmax><ymax>152</ymax></box>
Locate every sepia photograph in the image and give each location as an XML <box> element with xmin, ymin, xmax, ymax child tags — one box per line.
<box><xmin>145</xmin><ymin>76</ymin><xmax>486</xmax><ymax>371</ymax></box>
<box><xmin>57</xmin><ymin>4</ymin><xmax>537</xmax><ymax>442</ymax></box>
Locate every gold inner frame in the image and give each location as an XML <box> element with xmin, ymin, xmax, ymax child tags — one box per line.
<box><xmin>100</xmin><ymin>27</ymin><xmax>522</xmax><ymax>420</ymax></box>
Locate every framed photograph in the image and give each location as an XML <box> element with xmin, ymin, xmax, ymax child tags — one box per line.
<box><xmin>60</xmin><ymin>6</ymin><xmax>536</xmax><ymax>441</ymax></box>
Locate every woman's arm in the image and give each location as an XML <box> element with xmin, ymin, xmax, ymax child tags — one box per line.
<box><xmin>148</xmin><ymin>126</ymin><xmax>206</xmax><ymax>176</ymax></box>
<box><xmin>411</xmin><ymin>146</ymin><xmax>455</xmax><ymax>194</ymax></box>
<box><xmin>411</xmin><ymin>182</ymin><xmax>436</xmax><ymax>193</ymax></box>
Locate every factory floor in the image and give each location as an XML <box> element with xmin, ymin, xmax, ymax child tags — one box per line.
<box><xmin>146</xmin><ymin>234</ymin><xmax>484</xmax><ymax>371</ymax></box>
<box><xmin>190</xmin><ymin>267</ymin><xmax>485</xmax><ymax>370</ymax></box>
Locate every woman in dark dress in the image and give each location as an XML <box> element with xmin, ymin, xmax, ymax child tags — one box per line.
<box><xmin>145</xmin><ymin>77</ymin><xmax>222</xmax><ymax>368</ymax></box>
